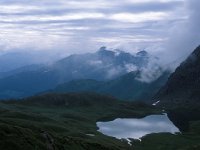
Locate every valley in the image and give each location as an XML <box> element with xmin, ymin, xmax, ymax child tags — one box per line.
<box><xmin>0</xmin><ymin>0</ymin><xmax>200</xmax><ymax>149</ymax></box>
<box><xmin>0</xmin><ymin>46</ymin><xmax>200</xmax><ymax>149</ymax></box>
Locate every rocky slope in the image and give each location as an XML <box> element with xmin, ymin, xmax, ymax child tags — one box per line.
<box><xmin>154</xmin><ymin>45</ymin><xmax>200</xmax><ymax>107</ymax></box>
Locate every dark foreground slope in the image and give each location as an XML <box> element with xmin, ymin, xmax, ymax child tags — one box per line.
<box><xmin>0</xmin><ymin>93</ymin><xmax>200</xmax><ymax>150</ymax></box>
<box><xmin>154</xmin><ymin>45</ymin><xmax>200</xmax><ymax>107</ymax></box>
<box><xmin>0</xmin><ymin>93</ymin><xmax>156</xmax><ymax>150</ymax></box>
<box><xmin>154</xmin><ymin>46</ymin><xmax>200</xmax><ymax>133</ymax></box>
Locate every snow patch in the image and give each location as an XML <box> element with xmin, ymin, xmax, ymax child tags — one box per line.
<box><xmin>127</xmin><ymin>139</ymin><xmax>132</xmax><ymax>146</ymax></box>
<box><xmin>152</xmin><ymin>100</ymin><xmax>160</xmax><ymax>106</ymax></box>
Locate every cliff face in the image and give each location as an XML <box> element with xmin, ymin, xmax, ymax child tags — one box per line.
<box><xmin>154</xmin><ymin>46</ymin><xmax>200</xmax><ymax>107</ymax></box>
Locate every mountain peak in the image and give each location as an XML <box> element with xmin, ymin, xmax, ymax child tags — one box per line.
<box><xmin>136</xmin><ymin>50</ymin><xmax>148</xmax><ymax>57</ymax></box>
<box><xmin>97</xmin><ymin>47</ymin><xmax>115</xmax><ymax>57</ymax></box>
<box><xmin>99</xmin><ymin>46</ymin><xmax>107</xmax><ymax>51</ymax></box>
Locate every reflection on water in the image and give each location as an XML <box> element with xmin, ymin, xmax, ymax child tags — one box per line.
<box><xmin>97</xmin><ymin>114</ymin><xmax>180</xmax><ymax>140</ymax></box>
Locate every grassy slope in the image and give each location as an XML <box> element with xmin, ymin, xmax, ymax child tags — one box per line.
<box><xmin>53</xmin><ymin>71</ymin><xmax>170</xmax><ymax>101</ymax></box>
<box><xmin>0</xmin><ymin>93</ymin><xmax>199</xmax><ymax>150</ymax></box>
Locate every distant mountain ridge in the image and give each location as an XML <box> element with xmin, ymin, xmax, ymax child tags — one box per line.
<box><xmin>0</xmin><ymin>47</ymin><xmax>155</xmax><ymax>99</ymax></box>
<box><xmin>0</xmin><ymin>64</ymin><xmax>43</xmax><ymax>79</ymax></box>
<box><xmin>52</xmin><ymin>47</ymin><xmax>150</xmax><ymax>81</ymax></box>
<box><xmin>51</xmin><ymin>71</ymin><xmax>170</xmax><ymax>101</ymax></box>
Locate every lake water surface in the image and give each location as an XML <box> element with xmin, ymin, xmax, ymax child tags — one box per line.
<box><xmin>97</xmin><ymin>114</ymin><xmax>180</xmax><ymax>140</ymax></box>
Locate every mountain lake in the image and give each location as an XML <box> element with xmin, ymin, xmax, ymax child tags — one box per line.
<box><xmin>97</xmin><ymin>113</ymin><xmax>180</xmax><ymax>141</ymax></box>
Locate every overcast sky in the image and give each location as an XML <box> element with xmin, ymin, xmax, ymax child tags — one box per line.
<box><xmin>0</xmin><ymin>0</ymin><xmax>199</xmax><ymax>59</ymax></box>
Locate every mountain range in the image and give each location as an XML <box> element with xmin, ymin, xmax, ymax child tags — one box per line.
<box><xmin>0</xmin><ymin>46</ymin><xmax>200</xmax><ymax>150</ymax></box>
<box><xmin>51</xmin><ymin>71</ymin><xmax>170</xmax><ymax>101</ymax></box>
<box><xmin>0</xmin><ymin>47</ymin><xmax>164</xmax><ymax>99</ymax></box>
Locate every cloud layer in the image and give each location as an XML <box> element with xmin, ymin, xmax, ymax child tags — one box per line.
<box><xmin>0</xmin><ymin>0</ymin><xmax>187</xmax><ymax>55</ymax></box>
<box><xmin>151</xmin><ymin>0</ymin><xmax>200</xmax><ymax>70</ymax></box>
